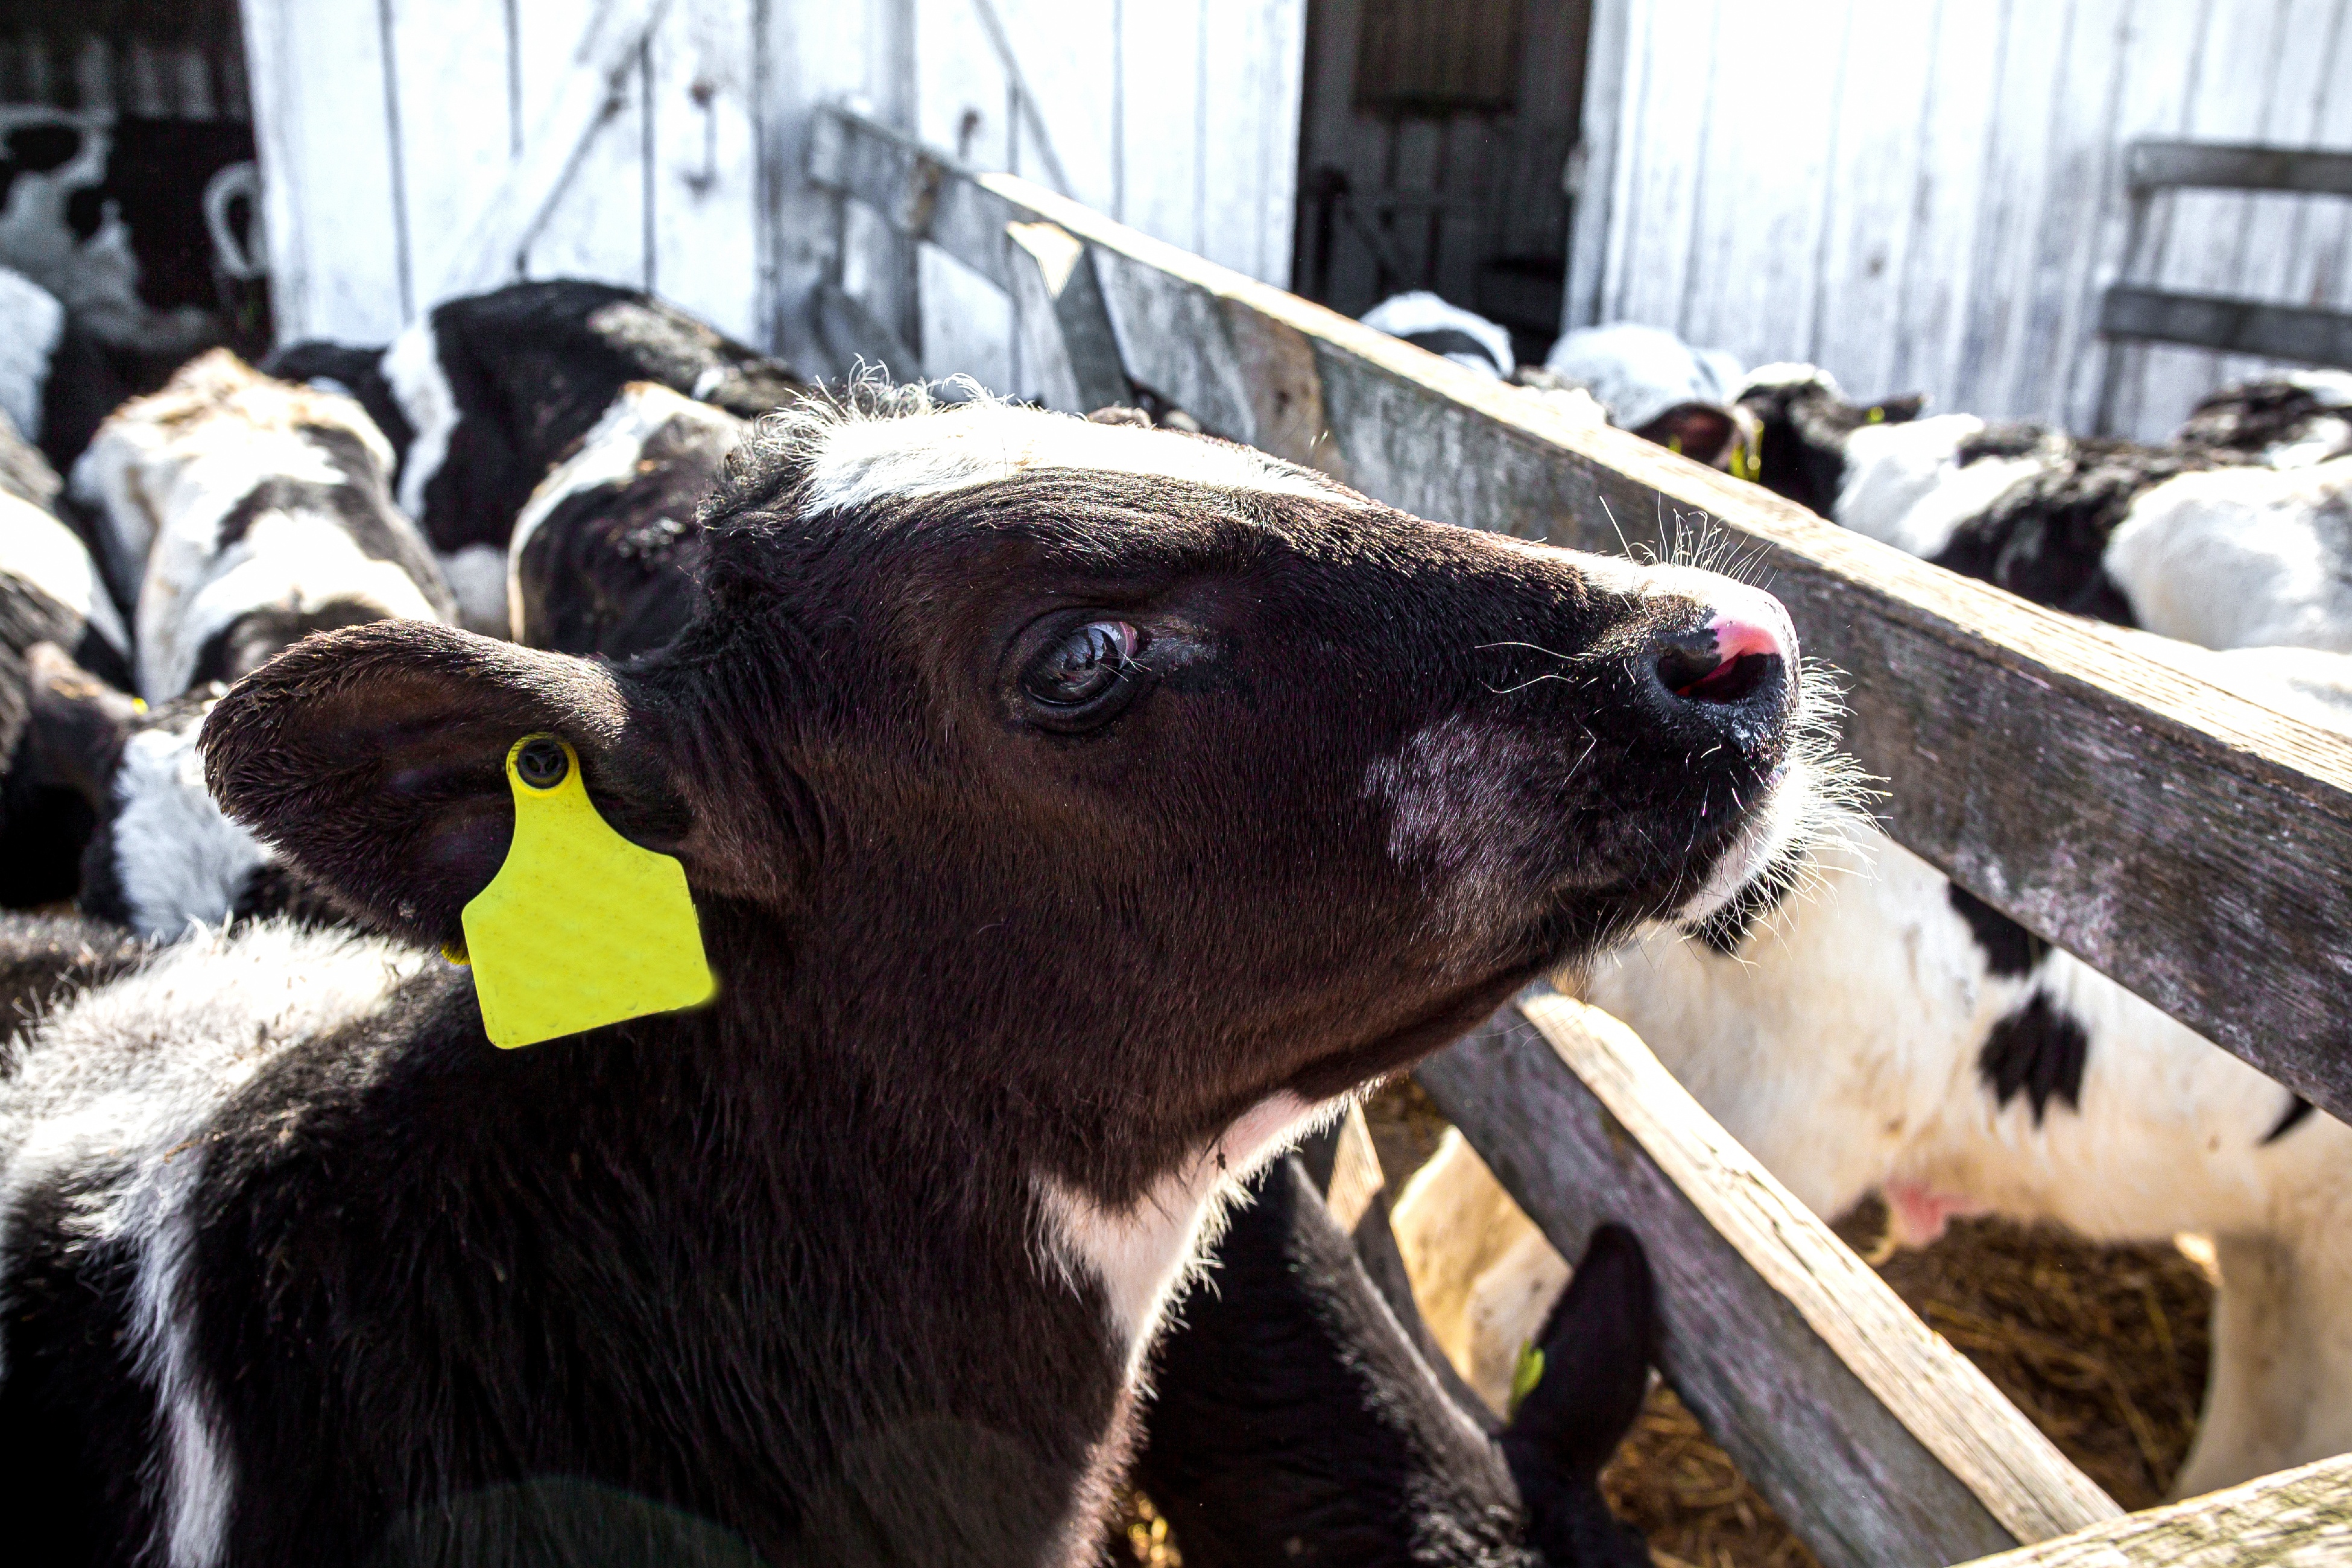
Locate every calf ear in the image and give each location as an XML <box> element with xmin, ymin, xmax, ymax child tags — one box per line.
<box><xmin>200</xmin><ymin>621</ymin><xmax>690</xmax><ymax>949</ymax></box>
<box><xmin>1499</xmin><ymin>1223</ymin><xmax>1658</xmax><ymax>1479</ymax></box>
<box><xmin>1634</xmin><ymin>403</ymin><xmax>1738</xmax><ymax>468</ymax></box>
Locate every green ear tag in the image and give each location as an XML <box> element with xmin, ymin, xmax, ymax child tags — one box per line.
<box><xmin>1508</xmin><ymin>1341</ymin><xmax>1546</xmax><ymax>1415</ymax></box>
<box><xmin>458</xmin><ymin>734</ymin><xmax>715</xmax><ymax>1049</ymax></box>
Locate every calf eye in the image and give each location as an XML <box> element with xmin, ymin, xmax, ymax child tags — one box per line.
<box><xmin>1017</xmin><ymin>618</ymin><xmax>1147</xmax><ymax>729</ymax></box>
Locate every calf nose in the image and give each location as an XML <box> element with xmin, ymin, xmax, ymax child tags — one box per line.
<box><xmin>1640</xmin><ymin>590</ymin><xmax>1797</xmax><ymax>722</ymax></box>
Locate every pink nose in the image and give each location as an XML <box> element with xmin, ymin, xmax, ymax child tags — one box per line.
<box><xmin>1706</xmin><ymin>614</ymin><xmax>1788</xmax><ymax>665</ymax></box>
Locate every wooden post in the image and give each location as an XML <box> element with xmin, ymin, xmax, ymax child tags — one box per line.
<box><xmin>1004</xmin><ymin>220</ymin><xmax>1131</xmax><ymax>413</ymax></box>
<box><xmin>1417</xmin><ymin>991</ymin><xmax>2122</xmax><ymax>1568</ymax></box>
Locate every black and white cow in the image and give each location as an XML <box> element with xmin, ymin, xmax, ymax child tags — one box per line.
<box><xmin>68</xmin><ymin>348</ymin><xmax>455</xmax><ymax>703</ymax></box>
<box><xmin>1136</xmin><ymin>1155</ymin><xmax>1654</xmax><ymax>1568</ymax></box>
<box><xmin>0</xmin><ymin>490</ymin><xmax>134</xmax><ymax>906</ymax></box>
<box><xmin>264</xmin><ymin>280</ymin><xmax>814</xmax><ymax>632</ymax></box>
<box><xmin>17</xmin><ymin>642</ymin><xmax>326</xmax><ymax>939</ymax></box>
<box><xmin>1733</xmin><ymin>364</ymin><xmax>2352</xmax><ymax>645</ymax></box>
<box><xmin>1541</xmin><ymin>323</ymin><xmax>1756</xmax><ymax>472</ymax></box>
<box><xmin>507</xmin><ymin>382</ymin><xmax>742</xmax><ymax>658</ymax></box>
<box><xmin>2175</xmin><ymin>370</ymin><xmax>2352</xmax><ymax>469</ymax></box>
<box><xmin>1359</xmin><ymin>292</ymin><xmax>1519</xmax><ymax>380</ymax></box>
<box><xmin>0</xmin><ymin>384</ymin><xmax>1819</xmax><ymax>1566</ymax></box>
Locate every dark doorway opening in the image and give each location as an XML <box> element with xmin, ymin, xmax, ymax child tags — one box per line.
<box><xmin>1293</xmin><ymin>0</ymin><xmax>1594</xmax><ymax>365</ymax></box>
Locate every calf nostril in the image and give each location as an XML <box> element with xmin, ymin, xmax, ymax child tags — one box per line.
<box><xmin>1675</xmin><ymin>651</ymin><xmax>1774</xmax><ymax>705</ymax></box>
<box><xmin>1652</xmin><ymin>615</ymin><xmax>1788</xmax><ymax>707</ymax></box>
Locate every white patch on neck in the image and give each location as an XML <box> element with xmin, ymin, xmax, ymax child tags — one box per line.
<box><xmin>1835</xmin><ymin>414</ymin><xmax>2039</xmax><ymax>558</ymax></box>
<box><xmin>801</xmin><ymin>402</ymin><xmax>1363</xmax><ymax>519</ymax></box>
<box><xmin>112</xmin><ymin>712</ymin><xmax>273</xmax><ymax>937</ymax></box>
<box><xmin>0</xmin><ymin>490</ymin><xmax>130</xmax><ymax>655</ymax></box>
<box><xmin>1034</xmin><ymin>1092</ymin><xmax>1338</xmax><ymax>1377</ymax></box>
<box><xmin>382</xmin><ymin>321</ymin><xmax>457</xmax><ymax>521</ymax></box>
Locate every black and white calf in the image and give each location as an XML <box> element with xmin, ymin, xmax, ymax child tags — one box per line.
<box><xmin>16</xmin><ymin>643</ymin><xmax>322</xmax><ymax>938</ymax></box>
<box><xmin>2175</xmin><ymin>370</ymin><xmax>2352</xmax><ymax>469</ymax></box>
<box><xmin>0</xmin><ymin>491</ymin><xmax>133</xmax><ymax>906</ymax></box>
<box><xmin>1359</xmin><ymin>292</ymin><xmax>1519</xmax><ymax>379</ymax></box>
<box><xmin>1136</xmin><ymin>1156</ymin><xmax>1654</xmax><ymax>1568</ymax></box>
<box><xmin>68</xmin><ymin>348</ymin><xmax>455</xmax><ymax>702</ymax></box>
<box><xmin>507</xmin><ymin>382</ymin><xmax>742</xmax><ymax>658</ymax></box>
<box><xmin>0</xmin><ymin>385</ymin><xmax>1820</xmax><ymax>1567</ymax></box>
<box><xmin>264</xmin><ymin>279</ymin><xmax>814</xmax><ymax>629</ymax></box>
<box><xmin>1541</xmin><ymin>323</ymin><xmax>1754</xmax><ymax>472</ymax></box>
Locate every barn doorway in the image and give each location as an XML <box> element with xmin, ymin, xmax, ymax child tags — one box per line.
<box><xmin>1292</xmin><ymin>0</ymin><xmax>1593</xmax><ymax>364</ymax></box>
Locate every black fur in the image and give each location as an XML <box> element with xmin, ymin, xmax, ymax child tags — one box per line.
<box><xmin>0</xmin><ymin>909</ymin><xmax>149</xmax><ymax>1032</ymax></box>
<box><xmin>265</xmin><ymin>280</ymin><xmax>815</xmax><ymax>555</ymax></box>
<box><xmin>0</xmin><ymin>521</ymin><xmax>135</xmax><ymax>907</ymax></box>
<box><xmin>5</xmin><ymin>390</ymin><xmax>1806</xmax><ymax>1565</ymax></box>
<box><xmin>1946</xmin><ymin>884</ymin><xmax>2049</xmax><ymax>979</ymax></box>
<box><xmin>1977</xmin><ymin>991</ymin><xmax>2090</xmax><ymax>1123</ymax></box>
<box><xmin>2177</xmin><ymin>378</ymin><xmax>2352</xmax><ymax>463</ymax></box>
<box><xmin>1402</xmin><ymin>328</ymin><xmax>1508</xmax><ymax>375</ymax></box>
<box><xmin>1735</xmin><ymin>376</ymin><xmax>1925</xmax><ymax>515</ymax></box>
<box><xmin>1134</xmin><ymin>1159</ymin><xmax>1653</xmax><ymax>1567</ymax></box>
<box><xmin>1932</xmin><ymin>432</ymin><xmax>2238</xmax><ymax>624</ymax></box>
<box><xmin>510</xmin><ymin>400</ymin><xmax>738</xmax><ymax>658</ymax></box>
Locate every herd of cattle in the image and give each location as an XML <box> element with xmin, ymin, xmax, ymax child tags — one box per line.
<box><xmin>0</xmin><ymin>255</ymin><xmax>2344</xmax><ymax>1564</ymax></box>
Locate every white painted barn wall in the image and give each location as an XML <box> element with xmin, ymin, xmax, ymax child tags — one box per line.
<box><xmin>1569</xmin><ymin>0</ymin><xmax>2352</xmax><ymax>440</ymax></box>
<box><xmin>238</xmin><ymin>0</ymin><xmax>1305</xmax><ymax>399</ymax></box>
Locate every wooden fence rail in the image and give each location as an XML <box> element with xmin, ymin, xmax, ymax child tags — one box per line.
<box><xmin>810</xmin><ymin>108</ymin><xmax>2352</xmax><ymax>1567</ymax></box>
<box><xmin>1419</xmin><ymin>991</ymin><xmax>2122</xmax><ymax>1568</ymax></box>
<box><xmin>809</xmin><ymin>105</ymin><xmax>2352</xmax><ymax>1124</ymax></box>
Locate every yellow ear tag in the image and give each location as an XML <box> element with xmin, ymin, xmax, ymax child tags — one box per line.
<box><xmin>457</xmin><ymin>734</ymin><xmax>715</xmax><ymax>1049</ymax></box>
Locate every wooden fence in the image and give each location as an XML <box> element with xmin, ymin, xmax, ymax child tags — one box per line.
<box><xmin>808</xmin><ymin>106</ymin><xmax>2352</xmax><ymax>1567</ymax></box>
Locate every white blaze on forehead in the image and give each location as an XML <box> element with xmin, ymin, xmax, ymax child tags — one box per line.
<box><xmin>800</xmin><ymin>402</ymin><xmax>1363</xmax><ymax>516</ymax></box>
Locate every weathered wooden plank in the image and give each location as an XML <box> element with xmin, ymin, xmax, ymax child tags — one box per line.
<box><xmin>812</xmin><ymin>106</ymin><xmax>2352</xmax><ymax>1121</ymax></box>
<box><xmin>646</xmin><ymin>0</ymin><xmax>763</xmax><ymax>344</ymax></box>
<box><xmin>1950</xmin><ymin>1452</ymin><xmax>2352</xmax><ymax>1567</ymax></box>
<box><xmin>2128</xmin><ymin>139</ymin><xmax>2352</xmax><ymax>198</ymax></box>
<box><xmin>2098</xmin><ymin>283</ymin><xmax>2352</xmax><ymax>370</ymax></box>
<box><xmin>433</xmin><ymin>0</ymin><xmax>670</xmax><ymax>299</ymax></box>
<box><xmin>1418</xmin><ymin>992</ymin><xmax>2121</xmax><ymax>1568</ymax></box>
<box><xmin>1004</xmin><ymin>220</ymin><xmax>1130</xmax><ymax>413</ymax></box>
<box><xmin>237</xmin><ymin>0</ymin><xmax>409</xmax><ymax>341</ymax></box>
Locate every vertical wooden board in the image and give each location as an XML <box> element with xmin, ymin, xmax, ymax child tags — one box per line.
<box><xmin>1886</xmin><ymin>0</ymin><xmax>2002</xmax><ymax>406</ymax></box>
<box><xmin>513</xmin><ymin>0</ymin><xmax>648</xmax><ymax>289</ymax></box>
<box><xmin>1117</xmin><ymin>0</ymin><xmax>1207</xmax><ymax>260</ymax></box>
<box><xmin>1681</xmin><ymin>0</ymin><xmax>1845</xmax><ymax>370</ymax></box>
<box><xmin>2208</xmin><ymin>0</ymin><xmax>2336</xmax><ymax>393</ymax></box>
<box><xmin>914</xmin><ymin>0</ymin><xmax>1007</xmax><ymax>166</ymax></box>
<box><xmin>1385</xmin><ymin>118</ymin><xmax>1444</xmax><ymax>291</ymax></box>
<box><xmin>385</xmin><ymin>0</ymin><xmax>517</xmax><ymax>316</ymax></box>
<box><xmin>1602</xmin><ymin>0</ymin><xmax>1707</xmax><ymax>330</ymax></box>
<box><xmin>1947</xmin><ymin>0</ymin><xmax>2079</xmax><ymax>420</ymax></box>
<box><xmin>239</xmin><ymin>0</ymin><xmax>409</xmax><ymax>341</ymax></box>
<box><xmin>2131</xmin><ymin>0</ymin><xmax>2283</xmax><ymax>432</ymax></box>
<box><xmin>2075</xmin><ymin>0</ymin><xmax>2209</xmax><ymax>435</ymax></box>
<box><xmin>647</xmin><ymin>0</ymin><xmax>762</xmax><ymax>341</ymax></box>
<box><xmin>993</xmin><ymin>0</ymin><xmax>1117</xmax><ymax>210</ymax></box>
<box><xmin>760</xmin><ymin>0</ymin><xmax>893</xmax><ymax>367</ymax></box>
<box><xmin>1591</xmin><ymin>0</ymin><xmax>1652</xmax><ymax>324</ymax></box>
<box><xmin>1198</xmin><ymin>0</ymin><xmax>1305</xmax><ymax>286</ymax></box>
<box><xmin>1807</xmin><ymin>0</ymin><xmax>1937</xmax><ymax>397</ymax></box>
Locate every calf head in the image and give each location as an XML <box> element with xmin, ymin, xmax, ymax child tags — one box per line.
<box><xmin>1739</xmin><ymin>365</ymin><xmax>1924</xmax><ymax>514</ymax></box>
<box><xmin>203</xmin><ymin>384</ymin><xmax>1819</xmax><ymax>1233</ymax></box>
